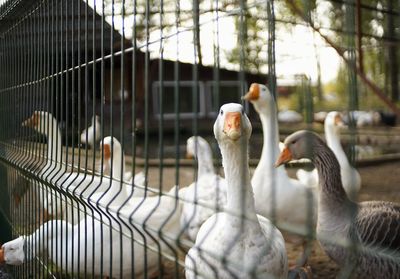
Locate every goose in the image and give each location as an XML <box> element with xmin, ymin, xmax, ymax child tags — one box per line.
<box><xmin>185</xmin><ymin>103</ymin><xmax>288</xmax><ymax>279</ymax></box>
<box><xmin>180</xmin><ymin>136</ymin><xmax>227</xmax><ymax>241</ymax></box>
<box><xmin>243</xmin><ymin>84</ymin><xmax>316</xmax><ymax>263</ymax></box>
<box><xmin>21</xmin><ymin>112</ymin><xmax>145</xmax><ymax>223</ymax></box>
<box><xmin>276</xmin><ymin>130</ymin><xmax>400</xmax><ymax>278</ymax></box>
<box><xmin>1</xmin><ymin>185</ymin><xmax>183</xmax><ymax>278</ymax></box>
<box><xmin>296</xmin><ymin>111</ymin><xmax>361</xmax><ymax>199</ymax></box>
<box><xmin>96</xmin><ymin>136</ymin><xmax>147</xmax><ymax>201</ymax></box>
<box><xmin>21</xmin><ymin>111</ymin><xmax>70</xmax><ymax>220</ymax></box>
<box><xmin>277</xmin><ymin>109</ymin><xmax>303</xmax><ymax>123</ymax></box>
<box><xmin>80</xmin><ymin>115</ymin><xmax>101</xmax><ymax>149</ymax></box>
<box><xmin>50</xmin><ymin>136</ymin><xmax>148</xmax><ymax>221</ymax></box>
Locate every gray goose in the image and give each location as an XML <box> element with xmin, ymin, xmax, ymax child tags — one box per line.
<box><xmin>276</xmin><ymin>130</ymin><xmax>400</xmax><ymax>278</ymax></box>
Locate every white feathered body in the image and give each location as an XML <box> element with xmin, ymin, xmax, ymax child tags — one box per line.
<box><xmin>185</xmin><ymin>213</ymin><xmax>288</xmax><ymax>279</ymax></box>
<box><xmin>252</xmin><ymin>165</ymin><xmax>316</xmax><ymax>236</ymax></box>
<box><xmin>181</xmin><ymin>173</ymin><xmax>227</xmax><ymax>241</ymax></box>
<box><xmin>3</xmin><ymin>187</ymin><xmax>182</xmax><ymax>278</ymax></box>
<box><xmin>80</xmin><ymin>116</ymin><xmax>101</xmax><ymax>149</ymax></box>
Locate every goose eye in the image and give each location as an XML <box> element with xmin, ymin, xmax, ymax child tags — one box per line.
<box><xmin>220</xmin><ymin>110</ymin><xmax>223</xmax><ymax>115</ymax></box>
<box><xmin>292</xmin><ymin>140</ymin><xmax>297</xmax><ymax>145</ymax></box>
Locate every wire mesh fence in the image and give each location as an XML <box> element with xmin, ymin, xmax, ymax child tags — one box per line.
<box><xmin>0</xmin><ymin>0</ymin><xmax>400</xmax><ymax>278</ymax></box>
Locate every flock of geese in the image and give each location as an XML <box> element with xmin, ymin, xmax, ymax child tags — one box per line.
<box><xmin>0</xmin><ymin>83</ymin><xmax>399</xmax><ymax>278</ymax></box>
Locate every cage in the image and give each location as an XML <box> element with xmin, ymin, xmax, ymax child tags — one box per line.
<box><xmin>1</xmin><ymin>0</ymin><xmax>400</xmax><ymax>278</ymax></box>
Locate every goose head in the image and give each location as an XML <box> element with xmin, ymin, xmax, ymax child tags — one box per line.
<box><xmin>186</xmin><ymin>136</ymin><xmax>211</xmax><ymax>159</ymax></box>
<box><xmin>275</xmin><ymin>130</ymin><xmax>323</xmax><ymax>166</ymax></box>
<box><xmin>213</xmin><ymin>103</ymin><xmax>251</xmax><ymax>143</ymax></box>
<box><xmin>22</xmin><ymin>111</ymin><xmax>58</xmax><ymax>135</ymax></box>
<box><xmin>100</xmin><ymin>136</ymin><xmax>123</xmax><ymax>166</ymax></box>
<box><xmin>242</xmin><ymin>83</ymin><xmax>273</xmax><ymax>113</ymax></box>
<box><xmin>324</xmin><ymin>111</ymin><xmax>345</xmax><ymax>133</ymax></box>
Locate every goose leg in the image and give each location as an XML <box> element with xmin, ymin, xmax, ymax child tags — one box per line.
<box><xmin>288</xmin><ymin>265</ymin><xmax>313</xmax><ymax>279</ymax></box>
<box><xmin>296</xmin><ymin>240</ymin><xmax>312</xmax><ymax>267</ymax></box>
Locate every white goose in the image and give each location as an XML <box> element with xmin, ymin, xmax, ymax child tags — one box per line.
<box><xmin>52</xmin><ymin>136</ymin><xmax>148</xmax><ymax>221</ymax></box>
<box><xmin>1</xmin><ymin>184</ymin><xmax>182</xmax><ymax>278</ymax></box>
<box><xmin>1</xmin><ymin>164</ymin><xmax>182</xmax><ymax>278</ymax></box>
<box><xmin>95</xmin><ymin>136</ymin><xmax>147</xmax><ymax>201</ymax></box>
<box><xmin>180</xmin><ymin>136</ymin><xmax>227</xmax><ymax>241</ymax></box>
<box><xmin>185</xmin><ymin>103</ymin><xmax>288</xmax><ymax>279</ymax></box>
<box><xmin>80</xmin><ymin>115</ymin><xmax>101</xmax><ymax>149</ymax></box>
<box><xmin>22</xmin><ymin>112</ymin><xmax>146</xmax><ymax>224</ymax></box>
<box><xmin>22</xmin><ymin>111</ymin><xmax>69</xmax><ymax>220</ymax></box>
<box><xmin>243</xmin><ymin>84</ymin><xmax>317</xmax><ymax>242</ymax></box>
<box><xmin>296</xmin><ymin>111</ymin><xmax>361</xmax><ymax>199</ymax></box>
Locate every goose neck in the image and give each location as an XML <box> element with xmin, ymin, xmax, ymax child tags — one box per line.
<box><xmin>102</xmin><ymin>146</ymin><xmax>128</xmax><ymax>206</ymax></box>
<box><xmin>312</xmin><ymin>143</ymin><xmax>349</xmax><ymax>208</ymax></box>
<box><xmin>44</xmin><ymin>119</ymin><xmax>63</xmax><ymax>170</ymax></box>
<box><xmin>325</xmin><ymin>125</ymin><xmax>349</xmax><ymax>167</ymax></box>
<box><xmin>259</xmin><ymin>108</ymin><xmax>281</xmax><ymax>166</ymax></box>
<box><xmin>195</xmin><ymin>147</ymin><xmax>215</xmax><ymax>178</ymax></box>
<box><xmin>220</xmin><ymin>139</ymin><xmax>257</xmax><ymax>219</ymax></box>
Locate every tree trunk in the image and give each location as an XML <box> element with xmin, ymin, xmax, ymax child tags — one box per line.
<box><xmin>193</xmin><ymin>0</ymin><xmax>202</xmax><ymax>65</ymax></box>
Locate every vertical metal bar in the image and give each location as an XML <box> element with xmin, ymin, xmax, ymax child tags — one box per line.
<box><xmin>212</xmin><ymin>0</ymin><xmax>220</xmax><ymax>114</ymax></box>
<box><xmin>267</xmin><ymin>0</ymin><xmax>276</xmax><ymax>102</ymax></box>
<box><xmin>158</xmin><ymin>0</ymin><xmax>165</xmax><ymax>206</ymax></box>
<box><xmin>355</xmin><ymin>0</ymin><xmax>363</xmax><ymax>74</ymax></box>
<box><xmin>99</xmin><ymin>0</ymin><xmax>105</xmax><ymax>276</ymax></box>
<box><xmin>70</xmin><ymin>0</ymin><xmax>76</xmax><ymax>273</ymax></box>
<box><xmin>55</xmin><ymin>0</ymin><xmax>61</xmax><ymax>274</ymax></box>
<box><xmin>192</xmin><ymin>0</ymin><xmax>199</xmax><ymax>136</ymax></box>
<box><xmin>64</xmin><ymin>0</ymin><xmax>70</xmax><ymax>275</ymax></box>
<box><xmin>77</xmin><ymin>0</ymin><xmax>82</xmax><ymax>274</ymax></box>
<box><xmin>84</xmin><ymin>1</ymin><xmax>89</xmax><ymax>276</ymax></box>
<box><xmin>342</xmin><ymin>1</ymin><xmax>358</xmax><ymax>277</ymax></box>
<box><xmin>91</xmin><ymin>0</ymin><xmax>97</xmax><ymax>275</ymax></box>
<box><xmin>119</xmin><ymin>0</ymin><xmax>127</xmax><ymax>276</ymax></box>
<box><xmin>143</xmin><ymin>0</ymin><xmax>151</xmax><ymax>275</ymax></box>
<box><xmin>173</xmin><ymin>0</ymin><xmax>180</xmax><ymax>204</ymax></box>
<box><xmin>130</xmin><ymin>0</ymin><xmax>138</xmax><ymax>272</ymax></box>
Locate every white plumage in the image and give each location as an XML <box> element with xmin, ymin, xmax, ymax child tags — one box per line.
<box><xmin>296</xmin><ymin>111</ymin><xmax>361</xmax><ymax>199</ymax></box>
<box><xmin>243</xmin><ymin>84</ymin><xmax>317</xmax><ymax>241</ymax></box>
<box><xmin>2</xmin><ymin>185</ymin><xmax>182</xmax><ymax>278</ymax></box>
<box><xmin>185</xmin><ymin>103</ymin><xmax>288</xmax><ymax>279</ymax></box>
<box><xmin>21</xmin><ymin>112</ymin><xmax>147</xmax><ymax>224</ymax></box>
<box><xmin>80</xmin><ymin>115</ymin><xmax>101</xmax><ymax>149</ymax></box>
<box><xmin>180</xmin><ymin>136</ymin><xmax>227</xmax><ymax>241</ymax></box>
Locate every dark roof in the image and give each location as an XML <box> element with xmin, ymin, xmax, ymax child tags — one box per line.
<box><xmin>0</xmin><ymin>0</ymin><xmax>125</xmax><ymax>55</ymax></box>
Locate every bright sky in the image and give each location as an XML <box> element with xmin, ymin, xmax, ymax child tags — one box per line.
<box><xmin>86</xmin><ymin>0</ymin><xmax>340</xmax><ymax>85</ymax></box>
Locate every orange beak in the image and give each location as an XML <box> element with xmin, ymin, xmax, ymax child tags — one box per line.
<box><xmin>334</xmin><ymin>114</ymin><xmax>344</xmax><ymax>126</ymax></box>
<box><xmin>0</xmin><ymin>247</ymin><xmax>4</xmax><ymax>263</ymax></box>
<box><xmin>275</xmin><ymin>146</ymin><xmax>293</xmax><ymax>167</ymax></box>
<box><xmin>223</xmin><ymin>112</ymin><xmax>241</xmax><ymax>140</ymax></box>
<box><xmin>22</xmin><ymin>113</ymin><xmax>39</xmax><ymax>128</ymax></box>
<box><xmin>186</xmin><ymin>152</ymin><xmax>194</xmax><ymax>159</ymax></box>
<box><xmin>103</xmin><ymin>144</ymin><xmax>111</xmax><ymax>161</ymax></box>
<box><xmin>242</xmin><ymin>83</ymin><xmax>260</xmax><ymax>101</ymax></box>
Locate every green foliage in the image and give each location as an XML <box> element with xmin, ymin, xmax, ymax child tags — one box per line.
<box><xmin>226</xmin><ymin>3</ymin><xmax>269</xmax><ymax>72</ymax></box>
